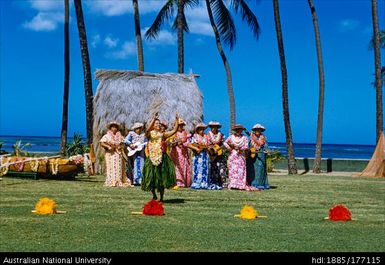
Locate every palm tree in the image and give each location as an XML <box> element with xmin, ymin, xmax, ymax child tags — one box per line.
<box><xmin>371</xmin><ymin>0</ymin><xmax>383</xmax><ymax>143</ymax></box>
<box><xmin>145</xmin><ymin>0</ymin><xmax>198</xmax><ymax>73</ymax></box>
<box><xmin>204</xmin><ymin>0</ymin><xmax>260</xmax><ymax>129</ymax></box>
<box><xmin>60</xmin><ymin>0</ymin><xmax>70</xmax><ymax>155</ymax></box>
<box><xmin>307</xmin><ymin>0</ymin><xmax>325</xmax><ymax>174</ymax></box>
<box><xmin>133</xmin><ymin>0</ymin><xmax>144</xmax><ymax>71</ymax></box>
<box><xmin>74</xmin><ymin>0</ymin><xmax>94</xmax><ymax>145</ymax></box>
<box><xmin>272</xmin><ymin>0</ymin><xmax>297</xmax><ymax>174</ymax></box>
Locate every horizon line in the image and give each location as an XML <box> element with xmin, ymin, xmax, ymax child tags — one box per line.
<box><xmin>0</xmin><ymin>134</ymin><xmax>376</xmax><ymax>147</ymax></box>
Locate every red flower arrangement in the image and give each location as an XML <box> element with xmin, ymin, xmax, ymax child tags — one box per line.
<box><xmin>142</xmin><ymin>199</ymin><xmax>165</xmax><ymax>216</ymax></box>
<box><xmin>328</xmin><ymin>204</ymin><xmax>352</xmax><ymax>221</ymax></box>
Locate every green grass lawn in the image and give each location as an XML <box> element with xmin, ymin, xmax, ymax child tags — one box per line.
<box><xmin>1</xmin><ymin>174</ymin><xmax>384</xmax><ymax>252</ymax></box>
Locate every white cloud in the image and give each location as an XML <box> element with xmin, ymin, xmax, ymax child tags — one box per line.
<box><xmin>142</xmin><ymin>28</ymin><xmax>176</xmax><ymax>46</ymax></box>
<box><xmin>339</xmin><ymin>19</ymin><xmax>360</xmax><ymax>31</ymax></box>
<box><xmin>23</xmin><ymin>0</ymin><xmax>70</xmax><ymax>32</ymax></box>
<box><xmin>29</xmin><ymin>0</ymin><xmax>63</xmax><ymax>11</ymax></box>
<box><xmin>23</xmin><ymin>12</ymin><xmax>63</xmax><ymax>32</ymax></box>
<box><xmin>91</xmin><ymin>34</ymin><xmax>101</xmax><ymax>48</ymax></box>
<box><xmin>86</xmin><ymin>0</ymin><xmax>167</xmax><ymax>16</ymax></box>
<box><xmin>105</xmin><ymin>41</ymin><xmax>136</xmax><ymax>59</ymax></box>
<box><xmin>104</xmin><ymin>36</ymin><xmax>119</xmax><ymax>48</ymax></box>
<box><xmin>185</xmin><ymin>2</ymin><xmax>213</xmax><ymax>37</ymax></box>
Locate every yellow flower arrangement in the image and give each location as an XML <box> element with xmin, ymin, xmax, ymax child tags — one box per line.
<box><xmin>234</xmin><ymin>205</ymin><xmax>267</xmax><ymax>220</ymax></box>
<box><xmin>34</xmin><ymin>198</ymin><xmax>57</xmax><ymax>215</ymax></box>
<box><xmin>240</xmin><ymin>205</ymin><xmax>258</xmax><ymax>219</ymax></box>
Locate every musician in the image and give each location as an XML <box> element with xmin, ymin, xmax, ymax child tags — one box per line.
<box><xmin>142</xmin><ymin>113</ymin><xmax>178</xmax><ymax>202</ymax></box>
<box><xmin>124</xmin><ymin>122</ymin><xmax>147</xmax><ymax>185</ymax></box>
<box><xmin>206</xmin><ymin>121</ymin><xmax>227</xmax><ymax>189</ymax></box>
<box><xmin>248</xmin><ymin>124</ymin><xmax>270</xmax><ymax>190</ymax></box>
<box><xmin>100</xmin><ymin>121</ymin><xmax>132</xmax><ymax>187</ymax></box>
<box><xmin>169</xmin><ymin>118</ymin><xmax>192</xmax><ymax>188</ymax></box>
<box><xmin>224</xmin><ymin>124</ymin><xmax>259</xmax><ymax>191</ymax></box>
<box><xmin>189</xmin><ymin>123</ymin><xmax>212</xmax><ymax>189</ymax></box>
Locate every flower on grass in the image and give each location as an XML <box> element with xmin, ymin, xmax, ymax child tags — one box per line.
<box><xmin>240</xmin><ymin>205</ymin><xmax>258</xmax><ymax>220</ymax></box>
<box><xmin>328</xmin><ymin>204</ymin><xmax>352</xmax><ymax>221</ymax></box>
<box><xmin>34</xmin><ymin>198</ymin><xmax>57</xmax><ymax>215</ymax></box>
<box><xmin>143</xmin><ymin>199</ymin><xmax>165</xmax><ymax>216</ymax></box>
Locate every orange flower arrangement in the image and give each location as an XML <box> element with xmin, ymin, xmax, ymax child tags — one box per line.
<box><xmin>34</xmin><ymin>198</ymin><xmax>57</xmax><ymax>215</ymax></box>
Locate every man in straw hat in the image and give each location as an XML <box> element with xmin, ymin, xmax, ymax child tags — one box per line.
<box><xmin>247</xmin><ymin>123</ymin><xmax>269</xmax><ymax>190</ymax></box>
<box><xmin>223</xmin><ymin>124</ymin><xmax>259</xmax><ymax>191</ymax></box>
<box><xmin>207</xmin><ymin>121</ymin><xmax>227</xmax><ymax>189</ymax></box>
<box><xmin>124</xmin><ymin>122</ymin><xmax>147</xmax><ymax>185</ymax></box>
<box><xmin>100</xmin><ymin>121</ymin><xmax>132</xmax><ymax>187</ymax></box>
<box><xmin>169</xmin><ymin>117</ymin><xmax>192</xmax><ymax>188</ymax></box>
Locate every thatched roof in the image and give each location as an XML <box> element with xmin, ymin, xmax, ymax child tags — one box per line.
<box><xmin>93</xmin><ymin>70</ymin><xmax>204</xmax><ymax>169</ymax></box>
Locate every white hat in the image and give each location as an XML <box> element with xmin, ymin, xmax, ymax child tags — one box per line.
<box><xmin>106</xmin><ymin>121</ymin><xmax>121</xmax><ymax>129</ymax></box>
<box><xmin>131</xmin><ymin>122</ymin><xmax>144</xmax><ymax>130</ymax></box>
<box><xmin>195</xmin><ymin>123</ymin><xmax>207</xmax><ymax>131</ymax></box>
<box><xmin>252</xmin><ymin>123</ymin><xmax>266</xmax><ymax>131</ymax></box>
<box><xmin>208</xmin><ymin>121</ymin><xmax>222</xmax><ymax>128</ymax></box>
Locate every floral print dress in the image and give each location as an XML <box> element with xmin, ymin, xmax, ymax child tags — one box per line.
<box><xmin>190</xmin><ymin>133</ymin><xmax>210</xmax><ymax>189</ymax></box>
<box><xmin>224</xmin><ymin>134</ymin><xmax>259</xmax><ymax>191</ymax></box>
<box><xmin>206</xmin><ymin>131</ymin><xmax>227</xmax><ymax>189</ymax></box>
<box><xmin>100</xmin><ymin>131</ymin><xmax>131</xmax><ymax>187</ymax></box>
<box><xmin>169</xmin><ymin>131</ymin><xmax>192</xmax><ymax>187</ymax></box>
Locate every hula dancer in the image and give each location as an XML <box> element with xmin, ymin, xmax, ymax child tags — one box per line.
<box><xmin>206</xmin><ymin>121</ymin><xmax>227</xmax><ymax>189</ymax></box>
<box><xmin>124</xmin><ymin>122</ymin><xmax>147</xmax><ymax>185</ymax></box>
<box><xmin>248</xmin><ymin>124</ymin><xmax>270</xmax><ymax>189</ymax></box>
<box><xmin>100</xmin><ymin>121</ymin><xmax>132</xmax><ymax>187</ymax></box>
<box><xmin>142</xmin><ymin>113</ymin><xmax>179</xmax><ymax>202</ymax></box>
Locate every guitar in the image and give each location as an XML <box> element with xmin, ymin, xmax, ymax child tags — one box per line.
<box><xmin>207</xmin><ymin>144</ymin><xmax>224</xmax><ymax>160</ymax></box>
<box><xmin>190</xmin><ymin>143</ymin><xmax>208</xmax><ymax>153</ymax></box>
<box><xmin>127</xmin><ymin>142</ymin><xmax>147</xmax><ymax>157</ymax></box>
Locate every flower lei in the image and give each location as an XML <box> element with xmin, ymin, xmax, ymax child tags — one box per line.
<box><xmin>194</xmin><ymin>133</ymin><xmax>208</xmax><ymax>145</ymax></box>
<box><xmin>231</xmin><ymin>135</ymin><xmax>247</xmax><ymax>148</ymax></box>
<box><xmin>14</xmin><ymin>158</ymin><xmax>25</xmax><ymax>172</ymax></box>
<box><xmin>208</xmin><ymin>131</ymin><xmax>222</xmax><ymax>144</ymax></box>
<box><xmin>250</xmin><ymin>134</ymin><xmax>266</xmax><ymax>150</ymax></box>
<box><xmin>148</xmin><ymin>130</ymin><xmax>163</xmax><ymax>166</ymax></box>
<box><xmin>50</xmin><ymin>158</ymin><xmax>60</xmax><ymax>175</ymax></box>
<box><xmin>29</xmin><ymin>160</ymin><xmax>40</xmax><ymax>172</ymax></box>
<box><xmin>83</xmin><ymin>154</ymin><xmax>91</xmax><ymax>173</ymax></box>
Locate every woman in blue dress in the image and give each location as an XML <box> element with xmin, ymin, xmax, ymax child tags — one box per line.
<box><xmin>189</xmin><ymin>123</ymin><xmax>212</xmax><ymax>189</ymax></box>
<box><xmin>247</xmin><ymin>124</ymin><xmax>270</xmax><ymax>190</ymax></box>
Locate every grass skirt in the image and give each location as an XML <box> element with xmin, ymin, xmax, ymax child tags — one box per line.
<box><xmin>142</xmin><ymin>154</ymin><xmax>176</xmax><ymax>192</ymax></box>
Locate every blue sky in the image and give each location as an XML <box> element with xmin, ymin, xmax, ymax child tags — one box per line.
<box><xmin>0</xmin><ymin>0</ymin><xmax>384</xmax><ymax>145</ymax></box>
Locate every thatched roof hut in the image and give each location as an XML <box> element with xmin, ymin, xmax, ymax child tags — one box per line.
<box><xmin>93</xmin><ymin>70</ymin><xmax>203</xmax><ymax>171</ymax></box>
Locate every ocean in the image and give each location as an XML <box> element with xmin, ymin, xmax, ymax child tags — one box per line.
<box><xmin>0</xmin><ymin>135</ymin><xmax>374</xmax><ymax>160</ymax></box>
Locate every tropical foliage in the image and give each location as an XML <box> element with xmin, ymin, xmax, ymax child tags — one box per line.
<box><xmin>12</xmin><ymin>140</ymin><xmax>32</xmax><ymax>157</ymax></box>
<box><xmin>65</xmin><ymin>133</ymin><xmax>89</xmax><ymax>157</ymax></box>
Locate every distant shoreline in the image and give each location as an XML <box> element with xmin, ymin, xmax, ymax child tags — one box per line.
<box><xmin>0</xmin><ymin>135</ymin><xmax>375</xmax><ymax>147</ymax></box>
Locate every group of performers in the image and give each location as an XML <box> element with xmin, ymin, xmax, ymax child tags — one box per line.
<box><xmin>99</xmin><ymin>112</ymin><xmax>270</xmax><ymax>202</ymax></box>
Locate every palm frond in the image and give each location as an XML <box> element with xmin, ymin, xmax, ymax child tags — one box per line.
<box><xmin>231</xmin><ymin>0</ymin><xmax>260</xmax><ymax>39</ymax></box>
<box><xmin>211</xmin><ymin>0</ymin><xmax>237</xmax><ymax>49</ymax></box>
<box><xmin>184</xmin><ymin>0</ymin><xmax>199</xmax><ymax>8</ymax></box>
<box><xmin>369</xmin><ymin>30</ymin><xmax>385</xmax><ymax>50</ymax></box>
<box><xmin>145</xmin><ymin>0</ymin><xmax>175</xmax><ymax>40</ymax></box>
<box><xmin>172</xmin><ymin>11</ymin><xmax>189</xmax><ymax>32</ymax></box>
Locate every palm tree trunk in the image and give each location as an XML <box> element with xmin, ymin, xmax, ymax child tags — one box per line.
<box><xmin>60</xmin><ymin>0</ymin><xmax>70</xmax><ymax>156</ymax></box>
<box><xmin>308</xmin><ymin>0</ymin><xmax>325</xmax><ymax>173</ymax></box>
<box><xmin>177</xmin><ymin>0</ymin><xmax>184</xmax><ymax>73</ymax></box>
<box><xmin>74</xmin><ymin>0</ymin><xmax>94</xmax><ymax>145</ymax></box>
<box><xmin>133</xmin><ymin>0</ymin><xmax>144</xmax><ymax>71</ymax></box>
<box><xmin>371</xmin><ymin>0</ymin><xmax>383</xmax><ymax>143</ymax></box>
<box><xmin>273</xmin><ymin>0</ymin><xmax>297</xmax><ymax>174</ymax></box>
<box><xmin>205</xmin><ymin>0</ymin><xmax>236</xmax><ymax>130</ymax></box>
